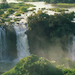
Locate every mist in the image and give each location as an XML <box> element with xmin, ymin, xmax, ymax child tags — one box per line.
<box><xmin>27</xmin><ymin>29</ymin><xmax>69</xmax><ymax>61</ymax></box>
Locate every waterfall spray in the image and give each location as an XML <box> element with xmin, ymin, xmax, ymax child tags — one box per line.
<box><xmin>68</xmin><ymin>36</ymin><xmax>75</xmax><ymax>61</ymax></box>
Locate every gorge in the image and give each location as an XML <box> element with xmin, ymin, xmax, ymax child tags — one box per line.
<box><xmin>0</xmin><ymin>0</ymin><xmax>75</xmax><ymax>74</ymax></box>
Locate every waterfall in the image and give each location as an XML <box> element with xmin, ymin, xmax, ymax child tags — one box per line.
<box><xmin>68</xmin><ymin>36</ymin><xmax>75</xmax><ymax>60</ymax></box>
<box><xmin>0</xmin><ymin>24</ymin><xmax>30</xmax><ymax>72</ymax></box>
<box><xmin>71</xmin><ymin>36</ymin><xmax>75</xmax><ymax>60</ymax></box>
<box><xmin>14</xmin><ymin>23</ymin><xmax>30</xmax><ymax>60</ymax></box>
<box><xmin>0</xmin><ymin>27</ymin><xmax>7</xmax><ymax>61</ymax></box>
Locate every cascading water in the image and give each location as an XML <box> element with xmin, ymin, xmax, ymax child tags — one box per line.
<box><xmin>14</xmin><ymin>23</ymin><xmax>30</xmax><ymax>60</ymax></box>
<box><xmin>0</xmin><ymin>26</ymin><xmax>7</xmax><ymax>61</ymax></box>
<box><xmin>68</xmin><ymin>36</ymin><xmax>75</xmax><ymax>60</ymax></box>
<box><xmin>0</xmin><ymin>23</ymin><xmax>30</xmax><ymax>72</ymax></box>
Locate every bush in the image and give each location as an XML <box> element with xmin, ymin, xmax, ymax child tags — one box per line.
<box><xmin>28</xmin><ymin>8</ymin><xmax>36</xmax><ymax>11</ymax></box>
<box><xmin>7</xmin><ymin>8</ymin><xmax>15</xmax><ymax>14</ymax></box>
<box><xmin>2</xmin><ymin>55</ymin><xmax>63</xmax><ymax>75</ymax></box>
<box><xmin>49</xmin><ymin>8</ymin><xmax>69</xmax><ymax>12</ymax></box>
<box><xmin>63</xmin><ymin>68</ymin><xmax>75</xmax><ymax>75</ymax></box>
<box><xmin>14</xmin><ymin>13</ymin><xmax>21</xmax><ymax>16</ymax></box>
<box><xmin>19</xmin><ymin>6</ymin><xmax>28</xmax><ymax>13</ymax></box>
<box><xmin>14</xmin><ymin>18</ymin><xmax>21</xmax><ymax>21</ymax></box>
<box><xmin>2</xmin><ymin>13</ymin><xmax>9</xmax><ymax>18</ymax></box>
<box><xmin>0</xmin><ymin>10</ymin><xmax>4</xmax><ymax>15</ymax></box>
<box><xmin>0</xmin><ymin>3</ymin><xmax>9</xmax><ymax>9</ymax></box>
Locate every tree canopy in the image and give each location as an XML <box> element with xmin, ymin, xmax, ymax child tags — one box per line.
<box><xmin>27</xmin><ymin>11</ymin><xmax>75</xmax><ymax>38</ymax></box>
<box><xmin>43</xmin><ymin>0</ymin><xmax>75</xmax><ymax>3</ymax></box>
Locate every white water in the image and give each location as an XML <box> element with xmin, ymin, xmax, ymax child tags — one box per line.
<box><xmin>68</xmin><ymin>36</ymin><xmax>75</xmax><ymax>60</ymax></box>
<box><xmin>0</xmin><ymin>23</ymin><xmax>30</xmax><ymax>72</ymax></box>
<box><xmin>0</xmin><ymin>27</ymin><xmax>7</xmax><ymax>61</ymax></box>
<box><xmin>14</xmin><ymin>23</ymin><xmax>30</xmax><ymax>60</ymax></box>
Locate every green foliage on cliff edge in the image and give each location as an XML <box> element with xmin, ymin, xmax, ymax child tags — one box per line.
<box><xmin>2</xmin><ymin>54</ymin><xmax>63</xmax><ymax>75</ymax></box>
<box><xmin>27</xmin><ymin>11</ymin><xmax>75</xmax><ymax>38</ymax></box>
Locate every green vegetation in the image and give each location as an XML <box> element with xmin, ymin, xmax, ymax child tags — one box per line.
<box><xmin>17</xmin><ymin>0</ymin><xmax>75</xmax><ymax>3</ymax></box>
<box><xmin>0</xmin><ymin>2</ymin><xmax>35</xmax><ymax>24</ymax></box>
<box><xmin>49</xmin><ymin>8</ymin><xmax>68</xmax><ymax>12</ymax></box>
<box><xmin>2</xmin><ymin>55</ymin><xmax>75</xmax><ymax>75</ymax></box>
<box><xmin>0</xmin><ymin>18</ymin><xmax>5</xmax><ymax>23</ymax></box>
<box><xmin>7</xmin><ymin>8</ymin><xmax>15</xmax><ymax>14</ymax></box>
<box><xmin>17</xmin><ymin>0</ymin><xmax>42</xmax><ymax>2</ymax></box>
<box><xmin>28</xmin><ymin>8</ymin><xmax>36</xmax><ymax>11</ymax></box>
<box><xmin>5</xmin><ymin>18</ymin><xmax>12</xmax><ymax>22</ymax></box>
<box><xmin>14</xmin><ymin>13</ymin><xmax>21</xmax><ymax>16</ymax></box>
<box><xmin>2</xmin><ymin>55</ymin><xmax>63</xmax><ymax>75</ymax></box>
<box><xmin>0</xmin><ymin>10</ymin><xmax>4</xmax><ymax>15</ymax></box>
<box><xmin>2</xmin><ymin>13</ymin><xmax>9</xmax><ymax>18</ymax></box>
<box><xmin>19</xmin><ymin>6</ymin><xmax>28</xmax><ymax>13</ymax></box>
<box><xmin>0</xmin><ymin>3</ymin><xmax>35</xmax><ymax>15</ymax></box>
<box><xmin>14</xmin><ymin>18</ymin><xmax>21</xmax><ymax>21</ymax></box>
<box><xmin>27</xmin><ymin>11</ymin><xmax>75</xmax><ymax>38</ymax></box>
<box><xmin>53</xmin><ymin>3</ymin><xmax>75</xmax><ymax>8</ymax></box>
<box><xmin>41</xmin><ymin>8</ymin><xmax>46</xmax><ymax>10</ymax></box>
<box><xmin>8</xmin><ymin>3</ymin><xmax>35</xmax><ymax>12</ymax></box>
<box><xmin>2</xmin><ymin>0</ymin><xmax>6</xmax><ymax>3</ymax></box>
<box><xmin>44</xmin><ymin>0</ymin><xmax>75</xmax><ymax>3</ymax></box>
<box><xmin>55</xmin><ymin>58</ymin><xmax>75</xmax><ymax>69</ymax></box>
<box><xmin>0</xmin><ymin>3</ymin><xmax>9</xmax><ymax>9</ymax></box>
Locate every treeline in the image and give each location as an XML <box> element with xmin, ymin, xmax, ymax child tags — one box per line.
<box><xmin>17</xmin><ymin>0</ymin><xmax>42</xmax><ymax>2</ymax></box>
<box><xmin>17</xmin><ymin>0</ymin><xmax>75</xmax><ymax>3</ymax></box>
<box><xmin>1</xmin><ymin>0</ymin><xmax>75</xmax><ymax>3</ymax></box>
<box><xmin>43</xmin><ymin>0</ymin><xmax>75</xmax><ymax>3</ymax></box>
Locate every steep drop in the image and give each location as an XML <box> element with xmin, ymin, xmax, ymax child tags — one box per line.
<box><xmin>68</xmin><ymin>36</ymin><xmax>75</xmax><ymax>60</ymax></box>
<box><xmin>0</xmin><ymin>27</ymin><xmax>7</xmax><ymax>61</ymax></box>
<box><xmin>14</xmin><ymin>23</ymin><xmax>30</xmax><ymax>60</ymax></box>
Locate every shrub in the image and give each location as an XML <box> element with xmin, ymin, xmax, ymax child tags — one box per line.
<box><xmin>28</xmin><ymin>8</ymin><xmax>36</xmax><ymax>11</ymax></box>
<box><xmin>14</xmin><ymin>18</ymin><xmax>21</xmax><ymax>21</ymax></box>
<box><xmin>7</xmin><ymin>8</ymin><xmax>15</xmax><ymax>14</ymax></box>
<box><xmin>2</xmin><ymin>13</ymin><xmax>9</xmax><ymax>18</ymax></box>
<box><xmin>19</xmin><ymin>6</ymin><xmax>28</xmax><ymax>13</ymax></box>
<box><xmin>14</xmin><ymin>13</ymin><xmax>21</xmax><ymax>16</ymax></box>
<box><xmin>0</xmin><ymin>10</ymin><xmax>4</xmax><ymax>15</ymax></box>
<box><xmin>2</xmin><ymin>55</ymin><xmax>63</xmax><ymax>75</ymax></box>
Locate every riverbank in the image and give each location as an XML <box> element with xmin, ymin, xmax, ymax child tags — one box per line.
<box><xmin>52</xmin><ymin>3</ymin><xmax>75</xmax><ymax>8</ymax></box>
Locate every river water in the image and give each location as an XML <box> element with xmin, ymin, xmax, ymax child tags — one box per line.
<box><xmin>0</xmin><ymin>1</ymin><xmax>75</xmax><ymax>73</ymax></box>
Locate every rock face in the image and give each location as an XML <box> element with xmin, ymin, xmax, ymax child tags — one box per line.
<box><xmin>0</xmin><ymin>25</ymin><xmax>17</xmax><ymax>61</ymax></box>
<box><xmin>5</xmin><ymin>26</ymin><xmax>17</xmax><ymax>60</ymax></box>
<box><xmin>27</xmin><ymin>29</ymin><xmax>69</xmax><ymax>61</ymax></box>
